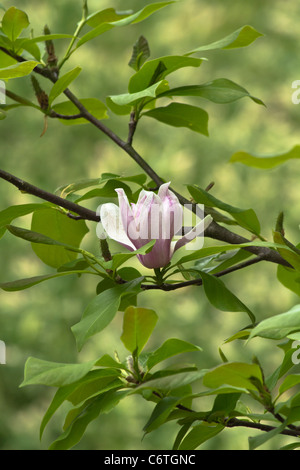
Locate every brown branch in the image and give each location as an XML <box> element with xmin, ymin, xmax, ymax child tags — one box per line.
<box><xmin>49</xmin><ymin>110</ymin><xmax>83</xmax><ymax>120</ymax></box>
<box><xmin>225</xmin><ymin>417</ymin><xmax>300</xmax><ymax>438</ymax></box>
<box><xmin>0</xmin><ymin>169</ymin><xmax>99</xmax><ymax>222</ymax></box>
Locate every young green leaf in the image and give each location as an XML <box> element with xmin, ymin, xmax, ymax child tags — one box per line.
<box><xmin>129</xmin><ymin>55</ymin><xmax>203</xmax><ymax>93</ymax></box>
<box><xmin>147</xmin><ymin>338</ymin><xmax>202</xmax><ymax>370</ymax></box>
<box><xmin>49</xmin><ymin>389</ymin><xmax>130</xmax><ymax>450</ymax></box>
<box><xmin>76</xmin><ymin>2</ymin><xmax>174</xmax><ymax>50</ymax></box>
<box><xmin>128</xmin><ymin>35</ymin><xmax>150</xmax><ymax>71</ymax></box>
<box><xmin>273</xmin><ymin>231</ymin><xmax>300</xmax><ymax>271</ymax></box>
<box><xmin>203</xmin><ymin>362</ymin><xmax>263</xmax><ymax>391</ymax></box>
<box><xmin>39</xmin><ymin>369</ymin><xmax>121</xmax><ymax>439</ymax></box>
<box><xmin>158</xmin><ymin>79</ymin><xmax>264</xmax><ymax>106</ymax></box>
<box><xmin>0</xmin><ymin>203</ymin><xmax>49</xmax><ymax>239</ymax></box>
<box><xmin>30</xmin><ymin>208</ymin><xmax>89</xmax><ymax>268</ymax></box>
<box><xmin>20</xmin><ymin>357</ymin><xmax>97</xmax><ymax>388</ymax></box>
<box><xmin>143</xmin><ymin>103</ymin><xmax>209</xmax><ymax>136</ymax></box>
<box><xmin>2</xmin><ymin>7</ymin><xmax>29</xmax><ymax>42</ymax></box>
<box><xmin>248</xmin><ymin>304</ymin><xmax>300</xmax><ymax>340</ymax></box>
<box><xmin>230</xmin><ymin>145</ymin><xmax>300</xmax><ymax>169</ymax></box>
<box><xmin>48</xmin><ymin>66</ymin><xmax>82</xmax><ymax>106</ymax></box>
<box><xmin>121</xmin><ymin>306</ymin><xmax>158</xmax><ymax>354</ymax></box>
<box><xmin>143</xmin><ymin>396</ymin><xmax>179</xmax><ymax>433</ymax></box>
<box><xmin>186</xmin><ymin>25</ymin><xmax>263</xmax><ymax>54</ymax></box>
<box><xmin>108</xmin><ymin>80</ymin><xmax>169</xmax><ymax>107</ymax></box>
<box><xmin>187</xmin><ymin>185</ymin><xmax>261</xmax><ymax>235</ymax></box>
<box><xmin>277</xmin><ymin>265</ymin><xmax>300</xmax><ymax>296</ymax></box>
<box><xmin>72</xmin><ymin>279</ymin><xmax>143</xmax><ymax>351</ymax></box>
<box><xmin>179</xmin><ymin>423</ymin><xmax>224</xmax><ymax>450</ymax></box>
<box><xmin>248</xmin><ymin>421</ymin><xmax>287</xmax><ymax>450</ymax></box>
<box><xmin>0</xmin><ymin>270</ymin><xmax>97</xmax><ymax>292</ymax></box>
<box><xmin>137</xmin><ymin>369</ymin><xmax>207</xmax><ymax>393</ymax></box>
<box><xmin>0</xmin><ymin>60</ymin><xmax>39</xmax><ymax>79</ymax></box>
<box><xmin>200</xmin><ymin>271</ymin><xmax>255</xmax><ymax>323</ymax></box>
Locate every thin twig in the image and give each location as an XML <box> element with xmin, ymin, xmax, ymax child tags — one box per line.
<box><xmin>141</xmin><ymin>256</ymin><xmax>263</xmax><ymax>291</ymax></box>
<box><xmin>49</xmin><ymin>110</ymin><xmax>84</xmax><ymax>120</ymax></box>
<box><xmin>0</xmin><ymin>169</ymin><xmax>99</xmax><ymax>222</ymax></box>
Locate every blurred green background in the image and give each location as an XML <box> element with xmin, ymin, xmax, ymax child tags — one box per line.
<box><xmin>0</xmin><ymin>0</ymin><xmax>300</xmax><ymax>450</ymax></box>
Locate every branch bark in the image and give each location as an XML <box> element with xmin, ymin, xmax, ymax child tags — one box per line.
<box><xmin>0</xmin><ymin>169</ymin><xmax>99</xmax><ymax>222</ymax></box>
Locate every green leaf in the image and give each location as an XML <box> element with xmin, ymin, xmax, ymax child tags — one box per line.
<box><xmin>248</xmin><ymin>421</ymin><xmax>287</xmax><ymax>450</ymax></box>
<box><xmin>186</xmin><ymin>25</ymin><xmax>263</xmax><ymax>54</ymax></box>
<box><xmin>0</xmin><ymin>270</ymin><xmax>96</xmax><ymax>292</ymax></box>
<box><xmin>52</xmin><ymin>98</ymin><xmax>108</xmax><ymax>125</ymax></box>
<box><xmin>143</xmin><ymin>103</ymin><xmax>209</xmax><ymax>136</ymax></box>
<box><xmin>230</xmin><ymin>145</ymin><xmax>300</xmax><ymax>169</ymax></box>
<box><xmin>277</xmin><ymin>265</ymin><xmax>300</xmax><ymax>296</ymax></box>
<box><xmin>128</xmin><ymin>35</ymin><xmax>150</xmax><ymax>71</ymax></box>
<box><xmin>48</xmin><ymin>67</ymin><xmax>82</xmax><ymax>106</ymax></box>
<box><xmin>129</xmin><ymin>55</ymin><xmax>203</xmax><ymax>93</ymax></box>
<box><xmin>21</xmin><ymin>33</ymin><xmax>74</xmax><ymax>44</ymax></box>
<box><xmin>187</xmin><ymin>185</ymin><xmax>260</xmax><ymax>235</ymax></box>
<box><xmin>76</xmin><ymin>2</ymin><xmax>174</xmax><ymax>50</ymax></box>
<box><xmin>108</xmin><ymin>80</ymin><xmax>169</xmax><ymax>107</ymax></box>
<box><xmin>30</xmin><ymin>208</ymin><xmax>88</xmax><ymax>268</ymax></box>
<box><xmin>0</xmin><ymin>60</ymin><xmax>39</xmax><ymax>79</ymax></box>
<box><xmin>40</xmin><ymin>369</ymin><xmax>121</xmax><ymax>439</ymax></box>
<box><xmin>121</xmin><ymin>306</ymin><xmax>158</xmax><ymax>354</ymax></box>
<box><xmin>72</xmin><ymin>279</ymin><xmax>142</xmax><ymax>351</ymax></box>
<box><xmin>143</xmin><ymin>396</ymin><xmax>179</xmax><ymax>433</ymax></box>
<box><xmin>279</xmin><ymin>374</ymin><xmax>300</xmax><ymax>396</ymax></box>
<box><xmin>95</xmin><ymin>354</ymin><xmax>129</xmax><ymax>371</ymax></box>
<box><xmin>113</xmin><ymin>2</ymin><xmax>174</xmax><ymax>26</ymax></box>
<box><xmin>211</xmin><ymin>392</ymin><xmax>241</xmax><ymax>414</ymax></box>
<box><xmin>147</xmin><ymin>338</ymin><xmax>202</xmax><ymax>370</ymax></box>
<box><xmin>2</xmin><ymin>7</ymin><xmax>29</xmax><ymax>42</ymax></box>
<box><xmin>273</xmin><ymin>231</ymin><xmax>300</xmax><ymax>271</ymax></box>
<box><xmin>174</xmin><ymin>240</ymin><xmax>294</xmax><ymax>266</ymax></box>
<box><xmin>20</xmin><ymin>357</ymin><xmax>96</xmax><ymax>388</ymax></box>
<box><xmin>200</xmin><ymin>271</ymin><xmax>255</xmax><ymax>323</ymax></box>
<box><xmin>137</xmin><ymin>369</ymin><xmax>207</xmax><ymax>393</ymax></box>
<box><xmin>74</xmin><ymin>180</ymin><xmax>133</xmax><ymax>203</ymax></box>
<box><xmin>265</xmin><ymin>341</ymin><xmax>297</xmax><ymax>391</ymax></box>
<box><xmin>248</xmin><ymin>304</ymin><xmax>300</xmax><ymax>340</ymax></box>
<box><xmin>0</xmin><ymin>203</ymin><xmax>48</xmax><ymax>239</ymax></box>
<box><xmin>203</xmin><ymin>362</ymin><xmax>263</xmax><ymax>391</ymax></box>
<box><xmin>106</xmin><ymin>98</ymin><xmax>132</xmax><ymax>116</ymax></box>
<box><xmin>158</xmin><ymin>79</ymin><xmax>264</xmax><ymax>105</ymax></box>
<box><xmin>179</xmin><ymin>423</ymin><xmax>224</xmax><ymax>450</ymax></box>
<box><xmin>86</xmin><ymin>8</ymin><xmax>132</xmax><ymax>28</ymax></box>
<box><xmin>6</xmin><ymin>224</ymin><xmax>83</xmax><ymax>253</ymax></box>
<box><xmin>49</xmin><ymin>389</ymin><xmax>130</xmax><ymax>450</ymax></box>
<box><xmin>280</xmin><ymin>442</ymin><xmax>300</xmax><ymax>450</ymax></box>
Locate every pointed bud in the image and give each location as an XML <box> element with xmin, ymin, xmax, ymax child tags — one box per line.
<box><xmin>44</xmin><ymin>24</ymin><xmax>58</xmax><ymax>68</ymax></box>
<box><xmin>31</xmin><ymin>76</ymin><xmax>49</xmax><ymax>110</ymax></box>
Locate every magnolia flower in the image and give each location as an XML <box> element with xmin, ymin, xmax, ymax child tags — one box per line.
<box><xmin>99</xmin><ymin>182</ymin><xmax>212</xmax><ymax>269</ymax></box>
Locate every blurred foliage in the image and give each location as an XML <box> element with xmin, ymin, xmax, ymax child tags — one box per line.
<box><xmin>0</xmin><ymin>0</ymin><xmax>299</xmax><ymax>450</ymax></box>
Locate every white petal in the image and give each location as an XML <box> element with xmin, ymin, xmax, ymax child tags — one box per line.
<box><xmin>100</xmin><ymin>203</ymin><xmax>135</xmax><ymax>250</ymax></box>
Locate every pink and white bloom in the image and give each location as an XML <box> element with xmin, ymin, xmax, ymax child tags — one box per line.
<box><xmin>99</xmin><ymin>182</ymin><xmax>212</xmax><ymax>269</ymax></box>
